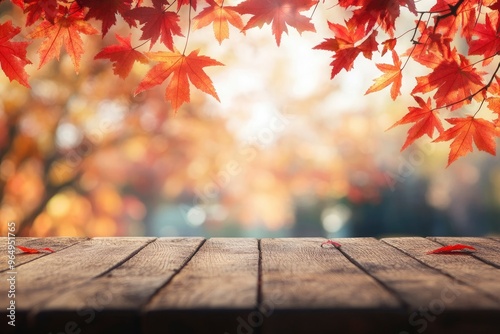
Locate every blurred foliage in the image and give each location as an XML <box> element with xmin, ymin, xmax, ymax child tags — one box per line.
<box><xmin>1</xmin><ymin>2</ymin><xmax>499</xmax><ymax>237</ymax></box>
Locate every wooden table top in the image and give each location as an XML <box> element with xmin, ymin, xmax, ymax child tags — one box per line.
<box><xmin>1</xmin><ymin>237</ymin><xmax>499</xmax><ymax>334</ymax></box>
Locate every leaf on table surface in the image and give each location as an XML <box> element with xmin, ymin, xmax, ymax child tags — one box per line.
<box><xmin>135</xmin><ymin>49</ymin><xmax>223</xmax><ymax>111</ymax></box>
<box><xmin>426</xmin><ymin>244</ymin><xmax>476</xmax><ymax>254</ymax></box>
<box><xmin>16</xmin><ymin>246</ymin><xmax>55</xmax><ymax>254</ymax></box>
<box><xmin>321</xmin><ymin>240</ymin><xmax>341</xmax><ymax>249</ymax></box>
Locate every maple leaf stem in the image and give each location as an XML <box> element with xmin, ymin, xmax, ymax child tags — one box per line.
<box><xmin>182</xmin><ymin>3</ymin><xmax>193</xmax><ymax>55</ymax></box>
<box><xmin>133</xmin><ymin>39</ymin><xmax>149</xmax><ymax>50</ymax></box>
<box><xmin>309</xmin><ymin>1</ymin><xmax>321</xmax><ymax>20</ymax></box>
<box><xmin>410</xmin><ymin>12</ymin><xmax>425</xmax><ymax>44</ymax></box>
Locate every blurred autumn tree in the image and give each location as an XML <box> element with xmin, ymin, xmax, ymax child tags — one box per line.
<box><xmin>0</xmin><ymin>1</ymin><xmax>385</xmax><ymax>237</ymax></box>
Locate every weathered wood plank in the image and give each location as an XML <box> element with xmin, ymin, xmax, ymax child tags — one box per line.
<box><xmin>383</xmin><ymin>237</ymin><xmax>500</xmax><ymax>303</ymax></box>
<box><xmin>260</xmin><ymin>238</ymin><xmax>403</xmax><ymax>334</ymax></box>
<box><xmin>339</xmin><ymin>238</ymin><xmax>500</xmax><ymax>334</ymax></box>
<box><xmin>0</xmin><ymin>237</ymin><xmax>87</xmax><ymax>272</ymax></box>
<box><xmin>143</xmin><ymin>238</ymin><xmax>259</xmax><ymax>334</ymax></box>
<box><xmin>0</xmin><ymin>237</ymin><xmax>154</xmax><ymax>334</ymax></box>
<box><xmin>429</xmin><ymin>237</ymin><xmax>500</xmax><ymax>269</ymax></box>
<box><xmin>33</xmin><ymin>237</ymin><xmax>204</xmax><ymax>334</ymax></box>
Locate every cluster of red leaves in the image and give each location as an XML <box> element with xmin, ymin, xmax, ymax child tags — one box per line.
<box><xmin>316</xmin><ymin>0</ymin><xmax>500</xmax><ymax>166</ymax></box>
<box><xmin>0</xmin><ymin>0</ymin><xmax>499</xmax><ymax>165</ymax></box>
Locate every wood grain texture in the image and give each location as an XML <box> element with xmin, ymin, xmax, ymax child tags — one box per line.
<box><xmin>383</xmin><ymin>237</ymin><xmax>500</xmax><ymax>304</ymax></box>
<box><xmin>34</xmin><ymin>238</ymin><xmax>204</xmax><ymax>334</ymax></box>
<box><xmin>0</xmin><ymin>237</ymin><xmax>86</xmax><ymax>272</ymax></box>
<box><xmin>1</xmin><ymin>237</ymin><xmax>499</xmax><ymax>334</ymax></box>
<box><xmin>337</xmin><ymin>238</ymin><xmax>500</xmax><ymax>334</ymax></box>
<box><xmin>143</xmin><ymin>238</ymin><xmax>258</xmax><ymax>334</ymax></box>
<box><xmin>260</xmin><ymin>238</ymin><xmax>403</xmax><ymax>334</ymax></box>
<box><xmin>0</xmin><ymin>237</ymin><xmax>153</xmax><ymax>334</ymax></box>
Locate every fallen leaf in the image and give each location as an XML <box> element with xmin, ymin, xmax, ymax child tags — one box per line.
<box><xmin>321</xmin><ymin>240</ymin><xmax>341</xmax><ymax>249</ymax></box>
<box><xmin>426</xmin><ymin>244</ymin><xmax>476</xmax><ymax>254</ymax></box>
<box><xmin>16</xmin><ymin>246</ymin><xmax>55</xmax><ymax>254</ymax></box>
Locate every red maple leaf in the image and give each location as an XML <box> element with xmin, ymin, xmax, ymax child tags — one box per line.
<box><xmin>469</xmin><ymin>13</ymin><xmax>500</xmax><ymax>65</ymax></box>
<box><xmin>0</xmin><ymin>21</ymin><xmax>31</xmax><ymax>88</ymax></box>
<box><xmin>135</xmin><ymin>50</ymin><xmax>223</xmax><ymax>111</ymax></box>
<box><xmin>381</xmin><ymin>38</ymin><xmax>397</xmax><ymax>56</ymax></box>
<box><xmin>434</xmin><ymin>116</ymin><xmax>497</xmax><ymax>166</ymax></box>
<box><xmin>28</xmin><ymin>4</ymin><xmax>99</xmax><ymax>74</ymax></box>
<box><xmin>321</xmin><ymin>240</ymin><xmax>341</xmax><ymax>248</ymax></box>
<box><xmin>314</xmin><ymin>20</ymin><xmax>378</xmax><ymax>79</ymax></box>
<box><xmin>24</xmin><ymin>0</ymin><xmax>58</xmax><ymax>26</ymax></box>
<box><xmin>94</xmin><ymin>34</ymin><xmax>148</xmax><ymax>79</ymax></box>
<box><xmin>409</xmin><ymin>22</ymin><xmax>453</xmax><ymax>69</ymax></box>
<box><xmin>77</xmin><ymin>0</ymin><xmax>136</xmax><ymax>36</ymax></box>
<box><xmin>431</xmin><ymin>0</ymin><xmax>479</xmax><ymax>40</ymax></box>
<box><xmin>389</xmin><ymin>96</ymin><xmax>444</xmax><ymax>151</ymax></box>
<box><xmin>193</xmin><ymin>0</ymin><xmax>244</xmax><ymax>44</ymax></box>
<box><xmin>366</xmin><ymin>51</ymin><xmax>402</xmax><ymax>100</ymax></box>
<box><xmin>427</xmin><ymin>244</ymin><xmax>476</xmax><ymax>254</ymax></box>
<box><xmin>126</xmin><ymin>0</ymin><xmax>183</xmax><ymax>50</ymax></box>
<box><xmin>412</xmin><ymin>53</ymin><xmax>485</xmax><ymax>110</ymax></box>
<box><xmin>340</xmin><ymin>0</ymin><xmax>417</xmax><ymax>36</ymax></box>
<box><xmin>234</xmin><ymin>0</ymin><xmax>316</xmax><ymax>46</ymax></box>
<box><xmin>176</xmin><ymin>0</ymin><xmax>198</xmax><ymax>11</ymax></box>
<box><xmin>16</xmin><ymin>245</ymin><xmax>55</xmax><ymax>254</ymax></box>
<box><xmin>11</xmin><ymin>0</ymin><xmax>24</xmax><ymax>9</ymax></box>
<box><xmin>487</xmin><ymin>77</ymin><xmax>500</xmax><ymax>115</ymax></box>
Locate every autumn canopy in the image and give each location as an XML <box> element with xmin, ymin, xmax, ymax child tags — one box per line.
<box><xmin>0</xmin><ymin>0</ymin><xmax>499</xmax><ymax>165</ymax></box>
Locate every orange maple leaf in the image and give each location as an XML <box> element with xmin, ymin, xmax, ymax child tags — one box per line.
<box><xmin>412</xmin><ymin>53</ymin><xmax>485</xmax><ymax>110</ymax></box>
<box><xmin>314</xmin><ymin>20</ymin><xmax>378</xmax><ymax>79</ymax></box>
<box><xmin>94</xmin><ymin>34</ymin><xmax>148</xmax><ymax>79</ymax></box>
<box><xmin>234</xmin><ymin>0</ymin><xmax>316</xmax><ymax>46</ymax></box>
<box><xmin>434</xmin><ymin>116</ymin><xmax>497</xmax><ymax>166</ymax></box>
<box><xmin>135</xmin><ymin>50</ymin><xmax>223</xmax><ymax>112</ymax></box>
<box><xmin>366</xmin><ymin>51</ymin><xmax>402</xmax><ymax>100</ymax></box>
<box><xmin>469</xmin><ymin>13</ymin><xmax>500</xmax><ymax>66</ymax></box>
<box><xmin>193</xmin><ymin>0</ymin><xmax>244</xmax><ymax>44</ymax></box>
<box><xmin>0</xmin><ymin>21</ymin><xmax>31</xmax><ymax>88</ymax></box>
<box><xmin>28</xmin><ymin>4</ymin><xmax>98</xmax><ymax>74</ymax></box>
<box><xmin>389</xmin><ymin>96</ymin><xmax>444</xmax><ymax>151</ymax></box>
